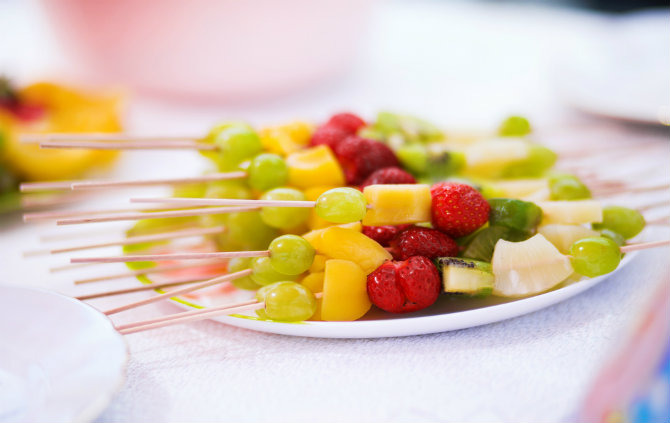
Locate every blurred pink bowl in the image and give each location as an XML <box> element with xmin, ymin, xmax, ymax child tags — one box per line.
<box><xmin>42</xmin><ymin>0</ymin><xmax>376</xmax><ymax>101</ymax></box>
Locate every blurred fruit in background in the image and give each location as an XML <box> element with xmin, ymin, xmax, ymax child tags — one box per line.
<box><xmin>39</xmin><ymin>0</ymin><xmax>377</xmax><ymax>101</ymax></box>
<box><xmin>0</xmin><ymin>78</ymin><xmax>123</xmax><ymax>211</ymax></box>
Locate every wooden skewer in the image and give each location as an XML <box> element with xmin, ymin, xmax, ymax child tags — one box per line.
<box><xmin>646</xmin><ymin>217</ymin><xmax>669</xmax><ymax>226</ymax></box>
<box><xmin>40</xmin><ymin>140</ymin><xmax>216</xmax><ymax>150</ymax></box>
<box><xmin>102</xmin><ymin>269</ymin><xmax>252</xmax><ymax>315</ymax></box>
<box><xmin>71</xmin><ymin>250</ymin><xmax>269</xmax><ymax>264</ymax></box>
<box><xmin>21</xmin><ymin>133</ymin><xmax>198</xmax><ymax>143</ymax></box>
<box><xmin>620</xmin><ymin>240</ymin><xmax>670</xmax><ymax>253</ymax></box>
<box><xmin>50</xmin><ymin>262</ymin><xmax>106</xmax><ymax>273</ymax></box>
<box><xmin>20</xmin><ymin>171</ymin><xmax>247</xmax><ymax>192</ymax></box>
<box><xmin>56</xmin><ymin>205</ymin><xmax>260</xmax><ymax>225</ymax></box>
<box><xmin>596</xmin><ymin>182</ymin><xmax>670</xmax><ymax>197</ymax></box>
<box><xmin>74</xmin><ymin>260</ymin><xmax>225</xmax><ymax>284</ymax></box>
<box><xmin>131</xmin><ymin>197</ymin><xmax>318</xmax><ymax>208</ymax></box>
<box><xmin>24</xmin><ymin>206</ymin><xmax>171</xmax><ymax>222</ymax></box>
<box><xmin>638</xmin><ymin>199</ymin><xmax>670</xmax><ymax>212</ymax></box>
<box><xmin>76</xmin><ymin>274</ymin><xmax>211</xmax><ymax>300</ymax></box>
<box><xmin>24</xmin><ymin>226</ymin><xmax>225</xmax><ymax>257</ymax></box>
<box><xmin>20</xmin><ymin>192</ymin><xmax>90</xmax><ymax>209</ymax></box>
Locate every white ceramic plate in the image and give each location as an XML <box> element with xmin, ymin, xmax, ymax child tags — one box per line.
<box><xmin>0</xmin><ymin>285</ymin><xmax>127</xmax><ymax>423</ymax></box>
<box><xmin>169</xmin><ymin>252</ymin><xmax>637</xmax><ymax>339</ymax></box>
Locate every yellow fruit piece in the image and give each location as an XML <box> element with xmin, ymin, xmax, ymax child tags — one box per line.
<box><xmin>321</xmin><ymin>259</ymin><xmax>371</xmax><ymax>321</ymax></box>
<box><xmin>492</xmin><ymin>179</ymin><xmax>549</xmax><ymax>199</ymax></box>
<box><xmin>282</xmin><ymin>121</ymin><xmax>313</xmax><ymax>146</ymax></box>
<box><xmin>463</xmin><ymin>138</ymin><xmax>529</xmax><ymax>178</ymax></box>
<box><xmin>286</xmin><ymin>145</ymin><xmax>345</xmax><ymax>189</ymax></box>
<box><xmin>362</xmin><ymin>184</ymin><xmax>431</xmax><ymax>226</ymax></box>
<box><xmin>301</xmin><ymin>272</ymin><xmax>325</xmax><ymax>293</ymax></box>
<box><xmin>304</xmin><ymin>185</ymin><xmax>339</xmax><ymax>230</ymax></box>
<box><xmin>537</xmin><ymin>200</ymin><xmax>603</xmax><ymax>225</ymax></box>
<box><xmin>302</xmin><ymin>222</ymin><xmax>362</xmax><ymax>251</ymax></box>
<box><xmin>538</xmin><ymin>224</ymin><xmax>599</xmax><ymax>254</ymax></box>
<box><xmin>2</xmin><ymin>82</ymin><xmax>123</xmax><ymax>181</ymax></box>
<box><xmin>259</xmin><ymin>121</ymin><xmax>313</xmax><ymax>156</ymax></box>
<box><xmin>309</xmin><ymin>255</ymin><xmax>328</xmax><ymax>273</ymax></box>
<box><xmin>319</xmin><ymin>226</ymin><xmax>391</xmax><ymax>274</ymax></box>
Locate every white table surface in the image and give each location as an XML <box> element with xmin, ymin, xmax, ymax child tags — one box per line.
<box><xmin>1</xmin><ymin>1</ymin><xmax>669</xmax><ymax>422</ymax></box>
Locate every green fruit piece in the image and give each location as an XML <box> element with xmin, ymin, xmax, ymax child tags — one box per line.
<box><xmin>269</xmin><ymin>235</ymin><xmax>315</xmax><ymax>275</ymax></box>
<box><xmin>488</xmin><ymin>198</ymin><xmax>543</xmax><ymax>233</ymax></box>
<box><xmin>228</xmin><ymin>257</ymin><xmax>261</xmax><ymax>290</ymax></box>
<box><xmin>373</xmin><ymin>111</ymin><xmax>444</xmax><ymax>143</ymax></box>
<box><xmin>247</xmin><ymin>153</ymin><xmax>289</xmax><ymax>191</ymax></box>
<box><xmin>436</xmin><ymin>257</ymin><xmax>494</xmax><ymax>296</ymax></box>
<box><xmin>255</xmin><ymin>281</ymin><xmax>316</xmax><ymax>321</ymax></box>
<box><xmin>172</xmin><ymin>183</ymin><xmax>207</xmax><ymax>198</ymax></box>
<box><xmin>462</xmin><ymin>225</ymin><xmax>528</xmax><ymax>262</ymax></box>
<box><xmin>498</xmin><ymin>115</ymin><xmax>532</xmax><ymax>137</ymax></box>
<box><xmin>214</xmin><ymin>211</ymin><xmax>278</xmax><ymax>252</ymax></box>
<box><xmin>315</xmin><ymin>187</ymin><xmax>367</xmax><ymax>223</ymax></box>
<box><xmin>204</xmin><ymin>180</ymin><xmax>252</xmax><ymax>200</ymax></box>
<box><xmin>250</xmin><ymin>256</ymin><xmax>298</xmax><ymax>286</ymax></box>
<box><xmin>569</xmin><ymin>236</ymin><xmax>621</xmax><ymax>277</ymax></box>
<box><xmin>260</xmin><ymin>187</ymin><xmax>310</xmax><ymax>229</ymax></box>
<box><xmin>592</xmin><ymin>205</ymin><xmax>646</xmax><ymax>239</ymax></box>
<box><xmin>548</xmin><ymin>174</ymin><xmax>591</xmax><ymax>200</ymax></box>
<box><xmin>599</xmin><ymin>229</ymin><xmax>625</xmax><ymax>246</ymax></box>
<box><xmin>396</xmin><ymin>144</ymin><xmax>428</xmax><ymax>175</ymax></box>
<box><xmin>396</xmin><ymin>145</ymin><xmax>464</xmax><ymax>179</ymax></box>
<box><xmin>199</xmin><ymin>122</ymin><xmax>254</xmax><ymax>164</ymax></box>
<box><xmin>501</xmin><ymin>145</ymin><xmax>557</xmax><ymax>178</ymax></box>
<box><xmin>213</xmin><ymin>125</ymin><xmax>262</xmax><ymax>170</ymax></box>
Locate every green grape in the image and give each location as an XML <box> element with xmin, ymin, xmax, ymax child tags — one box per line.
<box><xmin>247</xmin><ymin>153</ymin><xmax>289</xmax><ymax>191</ymax></box>
<box><xmin>227</xmin><ymin>257</ymin><xmax>261</xmax><ymax>290</ymax></box>
<box><xmin>501</xmin><ymin>145</ymin><xmax>557</xmax><ymax>178</ymax></box>
<box><xmin>172</xmin><ymin>183</ymin><xmax>207</xmax><ymax>198</ymax></box>
<box><xmin>214</xmin><ymin>211</ymin><xmax>278</xmax><ymax>251</ymax></box>
<box><xmin>373</xmin><ymin>111</ymin><xmax>443</xmax><ymax>143</ymax></box>
<box><xmin>592</xmin><ymin>206</ymin><xmax>646</xmax><ymax>240</ymax></box>
<box><xmin>250</xmin><ymin>256</ymin><xmax>298</xmax><ymax>286</ymax></box>
<box><xmin>549</xmin><ymin>174</ymin><xmax>591</xmax><ymax>200</ymax></box>
<box><xmin>498</xmin><ymin>115</ymin><xmax>532</xmax><ymax>137</ymax></box>
<box><xmin>269</xmin><ymin>235</ymin><xmax>315</xmax><ymax>275</ymax></box>
<box><xmin>260</xmin><ymin>187</ymin><xmax>310</xmax><ymax>229</ymax></box>
<box><xmin>204</xmin><ymin>180</ymin><xmax>252</xmax><ymax>200</ymax></box>
<box><xmin>569</xmin><ymin>237</ymin><xmax>621</xmax><ymax>277</ymax></box>
<box><xmin>200</xmin><ymin>121</ymin><xmax>253</xmax><ymax>164</ymax></box>
<box><xmin>488</xmin><ymin>198</ymin><xmax>542</xmax><ymax>234</ymax></box>
<box><xmin>599</xmin><ymin>229</ymin><xmax>625</xmax><ymax>247</ymax></box>
<box><xmin>315</xmin><ymin>187</ymin><xmax>367</xmax><ymax>223</ymax></box>
<box><xmin>254</xmin><ymin>281</ymin><xmax>316</xmax><ymax>321</ymax></box>
<box><xmin>213</xmin><ymin>125</ymin><xmax>262</xmax><ymax>171</ymax></box>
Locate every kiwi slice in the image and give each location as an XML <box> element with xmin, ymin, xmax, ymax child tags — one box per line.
<box><xmin>436</xmin><ymin>257</ymin><xmax>494</xmax><ymax>297</ymax></box>
<box><xmin>488</xmin><ymin>198</ymin><xmax>542</xmax><ymax>234</ymax></box>
<box><xmin>462</xmin><ymin>225</ymin><xmax>527</xmax><ymax>262</ymax></box>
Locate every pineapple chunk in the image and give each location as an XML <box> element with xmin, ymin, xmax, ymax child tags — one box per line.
<box><xmin>286</xmin><ymin>145</ymin><xmax>345</xmax><ymax>189</ymax></box>
<box><xmin>302</xmin><ymin>222</ymin><xmax>362</xmax><ymax>251</ymax></box>
<box><xmin>362</xmin><ymin>184</ymin><xmax>432</xmax><ymax>226</ymax></box>
<box><xmin>492</xmin><ymin>179</ymin><xmax>549</xmax><ymax>199</ymax></box>
<box><xmin>537</xmin><ymin>200</ymin><xmax>603</xmax><ymax>225</ymax></box>
<box><xmin>538</xmin><ymin>224</ymin><xmax>600</xmax><ymax>254</ymax></box>
<box><xmin>319</xmin><ymin>227</ymin><xmax>391</xmax><ymax>274</ymax></box>
<box><xmin>492</xmin><ymin>234</ymin><xmax>573</xmax><ymax>297</ymax></box>
<box><xmin>463</xmin><ymin>138</ymin><xmax>529</xmax><ymax>178</ymax></box>
<box><xmin>321</xmin><ymin>259</ymin><xmax>371</xmax><ymax>321</ymax></box>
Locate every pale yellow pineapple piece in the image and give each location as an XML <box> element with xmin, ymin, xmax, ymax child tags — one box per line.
<box><xmin>362</xmin><ymin>184</ymin><xmax>431</xmax><ymax>226</ymax></box>
<box><xmin>318</xmin><ymin>227</ymin><xmax>391</xmax><ymax>274</ymax></box>
<box><xmin>492</xmin><ymin>179</ymin><xmax>550</xmax><ymax>199</ymax></box>
<box><xmin>463</xmin><ymin>138</ymin><xmax>529</xmax><ymax>178</ymax></box>
<box><xmin>537</xmin><ymin>200</ymin><xmax>603</xmax><ymax>225</ymax></box>
<box><xmin>538</xmin><ymin>224</ymin><xmax>600</xmax><ymax>254</ymax></box>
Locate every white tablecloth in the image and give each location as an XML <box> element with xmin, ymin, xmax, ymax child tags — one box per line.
<box><xmin>1</xmin><ymin>1</ymin><xmax>668</xmax><ymax>422</ymax></box>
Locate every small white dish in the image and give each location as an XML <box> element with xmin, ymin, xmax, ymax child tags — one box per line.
<box><xmin>170</xmin><ymin>253</ymin><xmax>637</xmax><ymax>339</ymax></box>
<box><xmin>0</xmin><ymin>285</ymin><xmax>127</xmax><ymax>423</ymax></box>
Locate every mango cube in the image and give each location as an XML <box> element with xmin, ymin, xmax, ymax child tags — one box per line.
<box><xmin>321</xmin><ymin>259</ymin><xmax>371</xmax><ymax>321</ymax></box>
<box><xmin>318</xmin><ymin>226</ymin><xmax>391</xmax><ymax>274</ymax></box>
<box><xmin>304</xmin><ymin>185</ymin><xmax>339</xmax><ymax>230</ymax></box>
<box><xmin>302</xmin><ymin>222</ymin><xmax>362</xmax><ymax>251</ymax></box>
<box><xmin>309</xmin><ymin>254</ymin><xmax>328</xmax><ymax>273</ymax></box>
<box><xmin>286</xmin><ymin>145</ymin><xmax>345</xmax><ymax>189</ymax></box>
<box><xmin>259</xmin><ymin>121</ymin><xmax>313</xmax><ymax>156</ymax></box>
<box><xmin>301</xmin><ymin>272</ymin><xmax>325</xmax><ymax>293</ymax></box>
<box><xmin>362</xmin><ymin>184</ymin><xmax>432</xmax><ymax>226</ymax></box>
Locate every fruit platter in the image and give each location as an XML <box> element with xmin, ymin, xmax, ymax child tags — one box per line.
<box><xmin>22</xmin><ymin>111</ymin><xmax>667</xmax><ymax>338</ymax></box>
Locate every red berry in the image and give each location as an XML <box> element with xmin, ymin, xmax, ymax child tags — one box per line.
<box><xmin>367</xmin><ymin>256</ymin><xmax>441</xmax><ymax>313</ymax></box>
<box><xmin>362</xmin><ymin>224</ymin><xmax>411</xmax><ymax>247</ymax></box>
<box><xmin>327</xmin><ymin>112</ymin><xmax>366</xmax><ymax>134</ymax></box>
<box><xmin>334</xmin><ymin>136</ymin><xmax>399</xmax><ymax>185</ymax></box>
<box><xmin>309</xmin><ymin>125</ymin><xmax>349</xmax><ymax>149</ymax></box>
<box><xmin>430</xmin><ymin>182</ymin><xmax>490</xmax><ymax>238</ymax></box>
<box><xmin>390</xmin><ymin>226</ymin><xmax>459</xmax><ymax>260</ymax></box>
<box><xmin>360</xmin><ymin>167</ymin><xmax>416</xmax><ymax>189</ymax></box>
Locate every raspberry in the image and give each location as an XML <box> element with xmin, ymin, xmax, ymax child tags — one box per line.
<box><xmin>367</xmin><ymin>256</ymin><xmax>441</xmax><ymax>313</ymax></box>
<box><xmin>309</xmin><ymin>125</ymin><xmax>349</xmax><ymax>149</ymax></box>
<box><xmin>334</xmin><ymin>136</ymin><xmax>399</xmax><ymax>185</ymax></box>
<box><xmin>430</xmin><ymin>182</ymin><xmax>490</xmax><ymax>238</ymax></box>
<box><xmin>327</xmin><ymin>112</ymin><xmax>366</xmax><ymax>134</ymax></box>
<box><xmin>390</xmin><ymin>226</ymin><xmax>459</xmax><ymax>260</ymax></box>
<box><xmin>362</xmin><ymin>224</ymin><xmax>411</xmax><ymax>247</ymax></box>
<box><xmin>359</xmin><ymin>167</ymin><xmax>416</xmax><ymax>189</ymax></box>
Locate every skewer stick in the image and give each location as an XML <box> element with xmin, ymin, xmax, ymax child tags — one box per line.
<box><xmin>56</xmin><ymin>205</ymin><xmax>260</xmax><ymax>225</ymax></box>
<box><xmin>102</xmin><ymin>269</ymin><xmax>252</xmax><ymax>315</ymax></box>
<box><xmin>19</xmin><ymin>181</ymin><xmax>77</xmax><ymax>192</ymax></box>
<box><xmin>24</xmin><ymin>226</ymin><xmax>225</xmax><ymax>257</ymax></box>
<box><xmin>74</xmin><ymin>260</ymin><xmax>225</xmax><ymax>284</ymax></box>
<box><xmin>24</xmin><ymin>206</ymin><xmax>171</xmax><ymax>222</ymax></box>
<box><xmin>71</xmin><ymin>250</ymin><xmax>269</xmax><ymax>264</ymax></box>
<box><xmin>596</xmin><ymin>182</ymin><xmax>670</xmax><ymax>197</ymax></box>
<box><xmin>76</xmin><ymin>274</ymin><xmax>211</xmax><ymax>300</ymax></box>
<box><xmin>638</xmin><ymin>199</ymin><xmax>670</xmax><ymax>212</ymax></box>
<box><xmin>646</xmin><ymin>217</ymin><xmax>669</xmax><ymax>226</ymax></box>
<box><xmin>620</xmin><ymin>240</ymin><xmax>670</xmax><ymax>253</ymax></box>
<box><xmin>40</xmin><ymin>140</ymin><xmax>216</xmax><ymax>150</ymax></box>
<box><xmin>131</xmin><ymin>197</ymin><xmax>318</xmax><ymax>208</ymax></box>
<box><xmin>21</xmin><ymin>133</ymin><xmax>198</xmax><ymax>143</ymax></box>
